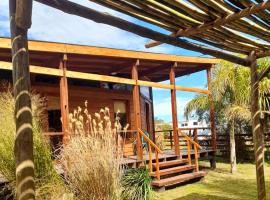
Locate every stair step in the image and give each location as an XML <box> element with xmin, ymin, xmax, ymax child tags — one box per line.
<box><xmin>152</xmin><ymin>159</ymin><xmax>189</xmax><ymax>168</ymax></box>
<box><xmin>152</xmin><ymin>171</ymin><xmax>206</xmax><ymax>187</ymax></box>
<box><xmin>150</xmin><ymin>164</ymin><xmax>195</xmax><ymax>177</ymax></box>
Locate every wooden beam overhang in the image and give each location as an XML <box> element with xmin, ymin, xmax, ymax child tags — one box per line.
<box><xmin>146</xmin><ymin>1</ymin><xmax>270</xmax><ymax>48</ymax></box>
<box><xmin>0</xmin><ymin>37</ymin><xmax>219</xmax><ymax>64</ymax></box>
<box><xmin>34</xmin><ymin>0</ymin><xmax>248</xmax><ymax>66</ymax></box>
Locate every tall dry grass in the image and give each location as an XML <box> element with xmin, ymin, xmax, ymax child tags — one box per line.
<box><xmin>59</xmin><ymin>101</ymin><xmax>127</xmax><ymax>200</ymax></box>
<box><xmin>0</xmin><ymin>84</ymin><xmax>68</xmax><ymax>199</ymax></box>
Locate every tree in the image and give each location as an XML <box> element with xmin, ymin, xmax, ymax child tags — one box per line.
<box><xmin>184</xmin><ymin>58</ymin><xmax>270</xmax><ymax>173</ymax></box>
<box><xmin>9</xmin><ymin>0</ymin><xmax>35</xmax><ymax>199</ymax></box>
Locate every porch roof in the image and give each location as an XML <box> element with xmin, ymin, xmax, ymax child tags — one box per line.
<box><xmin>0</xmin><ymin>37</ymin><xmax>218</xmax><ymax>82</ymax></box>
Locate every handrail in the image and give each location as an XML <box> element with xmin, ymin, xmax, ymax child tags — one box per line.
<box><xmin>138</xmin><ymin>128</ymin><xmax>163</xmax><ymax>153</ymax></box>
<box><xmin>178</xmin><ymin>129</ymin><xmax>202</xmax><ymax>149</ymax></box>
<box><xmin>138</xmin><ymin>128</ymin><xmax>162</xmax><ymax>180</ymax></box>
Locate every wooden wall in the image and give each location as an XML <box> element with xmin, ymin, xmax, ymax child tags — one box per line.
<box><xmin>32</xmin><ymin>82</ymin><xmax>154</xmax><ymax>134</ymax></box>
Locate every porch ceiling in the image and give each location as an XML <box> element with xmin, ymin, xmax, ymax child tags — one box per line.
<box><xmin>0</xmin><ymin>37</ymin><xmax>218</xmax><ymax>82</ymax></box>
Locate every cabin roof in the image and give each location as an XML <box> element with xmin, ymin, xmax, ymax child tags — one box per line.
<box><xmin>0</xmin><ymin>37</ymin><xmax>219</xmax><ymax>82</ymax></box>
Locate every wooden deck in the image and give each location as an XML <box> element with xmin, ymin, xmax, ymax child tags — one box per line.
<box><xmin>121</xmin><ymin>149</ymin><xmax>214</xmax><ymax>166</ymax></box>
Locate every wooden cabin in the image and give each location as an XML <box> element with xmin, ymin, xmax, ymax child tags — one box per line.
<box><xmin>0</xmin><ymin>37</ymin><xmax>219</xmax><ymax>189</ymax></box>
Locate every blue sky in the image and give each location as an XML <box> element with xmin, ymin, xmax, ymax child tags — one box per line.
<box><xmin>0</xmin><ymin>0</ymin><xmax>210</xmax><ymax>122</ymax></box>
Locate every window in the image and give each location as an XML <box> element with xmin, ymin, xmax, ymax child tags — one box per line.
<box><xmin>193</xmin><ymin>122</ymin><xmax>198</xmax><ymax>126</ymax></box>
<box><xmin>140</xmin><ymin>86</ymin><xmax>150</xmax><ymax>98</ymax></box>
<box><xmin>114</xmin><ymin>101</ymin><xmax>128</xmax><ymax>127</ymax></box>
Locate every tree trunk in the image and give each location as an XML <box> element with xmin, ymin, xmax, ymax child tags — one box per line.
<box><xmin>9</xmin><ymin>0</ymin><xmax>35</xmax><ymax>199</ymax></box>
<box><xmin>250</xmin><ymin>52</ymin><xmax>266</xmax><ymax>200</ymax></box>
<box><xmin>230</xmin><ymin>119</ymin><xmax>237</xmax><ymax>174</ymax></box>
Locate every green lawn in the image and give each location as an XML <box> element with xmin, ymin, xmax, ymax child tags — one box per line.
<box><xmin>157</xmin><ymin>161</ymin><xmax>270</xmax><ymax>200</ymax></box>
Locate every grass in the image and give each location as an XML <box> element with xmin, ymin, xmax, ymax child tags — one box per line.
<box><xmin>60</xmin><ymin>103</ymin><xmax>124</xmax><ymax>200</ymax></box>
<box><xmin>158</xmin><ymin>161</ymin><xmax>270</xmax><ymax>200</ymax></box>
<box><xmin>0</xmin><ymin>86</ymin><xmax>67</xmax><ymax>199</ymax></box>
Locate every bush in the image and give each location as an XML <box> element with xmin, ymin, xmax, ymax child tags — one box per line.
<box><xmin>59</xmin><ymin>103</ymin><xmax>124</xmax><ymax>200</ymax></box>
<box><xmin>0</xmin><ymin>86</ymin><xmax>67</xmax><ymax>199</ymax></box>
<box><xmin>121</xmin><ymin>168</ymin><xmax>154</xmax><ymax>200</ymax></box>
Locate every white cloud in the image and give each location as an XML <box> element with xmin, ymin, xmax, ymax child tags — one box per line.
<box><xmin>0</xmin><ymin>0</ymin><xmax>177</xmax><ymax>54</ymax></box>
<box><xmin>153</xmin><ymin>97</ymin><xmax>190</xmax><ymax>121</ymax></box>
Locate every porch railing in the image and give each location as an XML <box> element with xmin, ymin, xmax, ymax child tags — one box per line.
<box><xmin>178</xmin><ymin>129</ymin><xmax>202</xmax><ymax>172</ymax></box>
<box><xmin>155</xmin><ymin>127</ymin><xmax>212</xmax><ymax>151</ymax></box>
<box><xmin>138</xmin><ymin>128</ymin><xmax>163</xmax><ymax>180</ymax></box>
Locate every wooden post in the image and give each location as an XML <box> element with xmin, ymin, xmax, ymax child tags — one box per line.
<box><xmin>132</xmin><ymin>59</ymin><xmax>143</xmax><ymax>161</ymax></box>
<box><xmin>207</xmin><ymin>67</ymin><xmax>217</xmax><ymax>169</ymax></box>
<box><xmin>170</xmin><ymin>63</ymin><xmax>180</xmax><ymax>156</ymax></box>
<box><xmin>194</xmin><ymin>128</ymin><xmax>198</xmax><ymax>143</ymax></box>
<box><xmin>169</xmin><ymin>130</ymin><xmax>173</xmax><ymax>150</ymax></box>
<box><xmin>60</xmin><ymin>54</ymin><xmax>70</xmax><ymax>144</ymax></box>
<box><xmin>249</xmin><ymin>51</ymin><xmax>266</xmax><ymax>200</ymax></box>
<box><xmin>9</xmin><ymin>0</ymin><xmax>35</xmax><ymax>199</ymax></box>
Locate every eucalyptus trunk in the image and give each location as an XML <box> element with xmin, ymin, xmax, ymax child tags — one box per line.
<box><xmin>229</xmin><ymin>119</ymin><xmax>237</xmax><ymax>174</ymax></box>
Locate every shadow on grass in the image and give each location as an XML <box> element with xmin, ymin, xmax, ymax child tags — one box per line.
<box><xmin>173</xmin><ymin>193</ymin><xmax>232</xmax><ymax>200</ymax></box>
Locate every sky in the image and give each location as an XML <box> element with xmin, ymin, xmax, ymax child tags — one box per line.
<box><xmin>0</xmin><ymin>0</ymin><xmax>210</xmax><ymax>122</ymax></box>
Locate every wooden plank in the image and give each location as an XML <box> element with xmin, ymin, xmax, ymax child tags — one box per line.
<box><xmin>0</xmin><ymin>61</ymin><xmax>62</xmax><ymax>76</ymax></box>
<box><xmin>170</xmin><ymin>66</ymin><xmax>180</xmax><ymax>156</ymax></box>
<box><xmin>151</xmin><ymin>171</ymin><xmax>206</xmax><ymax>187</ymax></box>
<box><xmin>150</xmin><ymin>165</ymin><xmax>195</xmax><ymax>177</ymax></box>
<box><xmin>0</xmin><ymin>37</ymin><xmax>219</xmax><ymax>64</ymax></box>
<box><xmin>152</xmin><ymin>159</ymin><xmax>188</xmax><ymax>168</ymax></box>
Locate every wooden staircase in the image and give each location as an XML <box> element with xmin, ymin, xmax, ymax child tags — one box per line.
<box><xmin>137</xmin><ymin>128</ymin><xmax>206</xmax><ymax>191</ymax></box>
<box><xmin>150</xmin><ymin>158</ymin><xmax>206</xmax><ymax>190</ymax></box>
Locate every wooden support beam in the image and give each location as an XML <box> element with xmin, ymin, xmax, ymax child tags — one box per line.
<box><xmin>59</xmin><ymin>54</ymin><xmax>70</xmax><ymax>144</ymax></box>
<box><xmin>9</xmin><ymin>0</ymin><xmax>35</xmax><ymax>199</ymax></box>
<box><xmin>249</xmin><ymin>51</ymin><xmax>266</xmax><ymax>200</ymax></box>
<box><xmin>207</xmin><ymin>67</ymin><xmax>217</xmax><ymax>169</ymax></box>
<box><xmin>0</xmin><ymin>61</ymin><xmax>210</xmax><ymax>94</ymax></box>
<box><xmin>170</xmin><ymin>63</ymin><xmax>180</xmax><ymax>156</ymax></box>
<box><xmin>146</xmin><ymin>1</ymin><xmax>270</xmax><ymax>48</ymax></box>
<box><xmin>132</xmin><ymin>60</ymin><xmax>143</xmax><ymax>161</ymax></box>
<box><xmin>34</xmin><ymin>0</ymin><xmax>249</xmax><ymax>66</ymax></box>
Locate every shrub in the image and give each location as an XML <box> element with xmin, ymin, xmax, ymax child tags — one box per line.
<box><xmin>59</xmin><ymin>102</ymin><xmax>125</xmax><ymax>200</ymax></box>
<box><xmin>121</xmin><ymin>168</ymin><xmax>154</xmax><ymax>200</ymax></box>
<box><xmin>0</xmin><ymin>86</ymin><xmax>67</xmax><ymax>199</ymax></box>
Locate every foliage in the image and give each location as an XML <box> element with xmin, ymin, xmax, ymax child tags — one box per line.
<box><xmin>59</xmin><ymin>102</ymin><xmax>125</xmax><ymax>200</ymax></box>
<box><xmin>121</xmin><ymin>168</ymin><xmax>154</xmax><ymax>200</ymax></box>
<box><xmin>0</xmin><ymin>86</ymin><xmax>67</xmax><ymax>199</ymax></box>
<box><xmin>184</xmin><ymin>59</ymin><xmax>270</xmax><ymax>163</ymax></box>
<box><xmin>185</xmin><ymin>58</ymin><xmax>270</xmax><ymax>123</ymax></box>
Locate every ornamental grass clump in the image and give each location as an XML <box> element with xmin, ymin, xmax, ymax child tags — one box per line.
<box><xmin>59</xmin><ymin>101</ymin><xmax>126</xmax><ymax>200</ymax></box>
<box><xmin>0</xmin><ymin>86</ymin><xmax>68</xmax><ymax>199</ymax></box>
